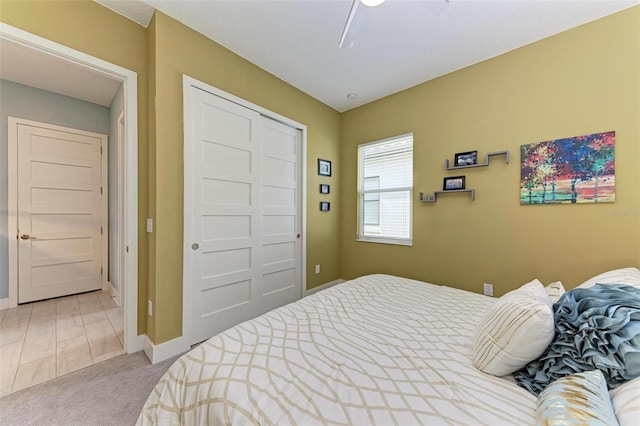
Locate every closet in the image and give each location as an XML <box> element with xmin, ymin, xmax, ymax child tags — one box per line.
<box><xmin>184</xmin><ymin>81</ymin><xmax>303</xmax><ymax>345</ymax></box>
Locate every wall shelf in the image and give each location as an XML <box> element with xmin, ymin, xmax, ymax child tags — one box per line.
<box><xmin>419</xmin><ymin>189</ymin><xmax>475</xmax><ymax>203</ymax></box>
<box><xmin>445</xmin><ymin>150</ymin><xmax>509</xmax><ymax>170</ymax></box>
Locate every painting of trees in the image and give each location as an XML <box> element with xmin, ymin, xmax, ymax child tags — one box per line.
<box><xmin>520</xmin><ymin>131</ymin><xmax>615</xmax><ymax>204</ymax></box>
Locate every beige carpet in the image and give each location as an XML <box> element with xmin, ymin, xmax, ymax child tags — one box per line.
<box><xmin>0</xmin><ymin>351</ymin><xmax>179</xmax><ymax>426</ymax></box>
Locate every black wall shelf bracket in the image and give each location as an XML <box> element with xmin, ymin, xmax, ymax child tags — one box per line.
<box><xmin>419</xmin><ymin>189</ymin><xmax>475</xmax><ymax>203</ymax></box>
<box><xmin>445</xmin><ymin>150</ymin><xmax>509</xmax><ymax>170</ymax></box>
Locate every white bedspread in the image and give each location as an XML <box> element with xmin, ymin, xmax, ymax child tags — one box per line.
<box><xmin>137</xmin><ymin>274</ymin><xmax>536</xmax><ymax>425</ymax></box>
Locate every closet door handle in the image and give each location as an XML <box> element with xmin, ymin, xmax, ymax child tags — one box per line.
<box><xmin>20</xmin><ymin>234</ymin><xmax>36</xmax><ymax>240</ymax></box>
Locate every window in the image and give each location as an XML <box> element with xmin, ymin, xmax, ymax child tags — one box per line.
<box><xmin>357</xmin><ymin>134</ymin><xmax>413</xmax><ymax>245</ymax></box>
<box><xmin>363</xmin><ymin>176</ymin><xmax>380</xmax><ymax>226</ymax></box>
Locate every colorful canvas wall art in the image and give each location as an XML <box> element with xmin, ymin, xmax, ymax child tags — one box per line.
<box><xmin>520</xmin><ymin>131</ymin><xmax>615</xmax><ymax>204</ymax></box>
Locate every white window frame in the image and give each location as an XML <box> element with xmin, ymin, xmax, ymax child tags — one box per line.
<box><xmin>357</xmin><ymin>133</ymin><xmax>413</xmax><ymax>246</ymax></box>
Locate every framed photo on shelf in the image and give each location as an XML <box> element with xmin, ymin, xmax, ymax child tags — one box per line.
<box><xmin>318</xmin><ymin>159</ymin><xmax>332</xmax><ymax>176</ymax></box>
<box><xmin>454</xmin><ymin>151</ymin><xmax>478</xmax><ymax>167</ymax></box>
<box><xmin>320</xmin><ymin>201</ymin><xmax>330</xmax><ymax>212</ymax></box>
<box><xmin>443</xmin><ymin>176</ymin><xmax>465</xmax><ymax>191</ymax></box>
<box><xmin>320</xmin><ymin>184</ymin><xmax>330</xmax><ymax>194</ymax></box>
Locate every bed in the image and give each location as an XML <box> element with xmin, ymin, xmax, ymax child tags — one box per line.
<box><xmin>137</xmin><ymin>274</ymin><xmax>537</xmax><ymax>424</ymax></box>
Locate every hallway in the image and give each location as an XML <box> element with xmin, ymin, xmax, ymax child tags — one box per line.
<box><xmin>0</xmin><ymin>290</ymin><xmax>124</xmax><ymax>396</ymax></box>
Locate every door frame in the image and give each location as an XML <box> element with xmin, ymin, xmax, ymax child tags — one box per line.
<box><xmin>1</xmin><ymin>23</ymin><xmax>142</xmax><ymax>353</ymax></box>
<box><xmin>9</xmin><ymin>118</ymin><xmax>108</xmax><ymax>302</ymax></box>
<box><xmin>113</xmin><ymin>111</ymin><xmax>126</xmax><ymax>307</ymax></box>
<box><xmin>182</xmin><ymin>74</ymin><xmax>307</xmax><ymax>350</ymax></box>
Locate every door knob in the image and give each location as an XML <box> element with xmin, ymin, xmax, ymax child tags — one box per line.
<box><xmin>20</xmin><ymin>234</ymin><xmax>36</xmax><ymax>240</ymax></box>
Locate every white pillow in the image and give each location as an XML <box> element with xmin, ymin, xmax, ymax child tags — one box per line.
<box><xmin>578</xmin><ymin>267</ymin><xmax>640</xmax><ymax>289</ymax></box>
<box><xmin>544</xmin><ymin>281</ymin><xmax>565</xmax><ymax>303</ymax></box>
<box><xmin>609</xmin><ymin>376</ymin><xmax>640</xmax><ymax>426</ymax></box>
<box><xmin>473</xmin><ymin>279</ymin><xmax>555</xmax><ymax>376</ymax></box>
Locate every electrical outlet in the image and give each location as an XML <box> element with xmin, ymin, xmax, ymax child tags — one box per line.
<box><xmin>148</xmin><ymin>300</ymin><xmax>153</xmax><ymax>316</ymax></box>
<box><xmin>315</xmin><ymin>264</ymin><xmax>320</xmax><ymax>274</ymax></box>
<box><xmin>483</xmin><ymin>283</ymin><xmax>494</xmax><ymax>297</ymax></box>
<box><xmin>146</xmin><ymin>218</ymin><xmax>153</xmax><ymax>233</ymax></box>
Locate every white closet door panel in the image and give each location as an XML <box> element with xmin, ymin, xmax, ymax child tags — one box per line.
<box><xmin>262</xmin><ymin>235</ymin><xmax>297</xmax><ymax>246</ymax></box>
<box><xmin>262</xmin><ymin>269</ymin><xmax>296</xmax><ymax>296</ymax></box>
<box><xmin>262</xmin><ymin>215</ymin><xmax>295</xmax><ymax>235</ymax></box>
<box><xmin>200</xmin><ymin>239</ymin><xmax>253</xmax><ymax>253</ymax></box>
<box><xmin>262</xmin><ymin>158</ymin><xmax>295</xmax><ymax>186</ymax></box>
<box><xmin>201</xmin><ymin>215</ymin><xmax>251</xmax><ymax>240</ymax></box>
<box><xmin>200</xmin><ymin>140</ymin><xmax>252</xmax><ymax>173</ymax></box>
<box><xmin>259</xmin><ymin>117</ymin><xmax>301</xmax><ymax>313</ymax></box>
<box><xmin>263</xmin><ymin>242</ymin><xmax>295</xmax><ymax>264</ymax></box>
<box><xmin>262</xmin><ymin>260</ymin><xmax>297</xmax><ymax>276</ymax></box>
<box><xmin>200</xmin><ymin>280</ymin><xmax>252</xmax><ymax>316</ymax></box>
<box><xmin>189</xmin><ymin>89</ymin><xmax>261</xmax><ymax>345</ymax></box>
<box><xmin>261</xmin><ymin>120</ymin><xmax>296</xmax><ymax>157</ymax></box>
<box><xmin>201</xmin><ymin>271</ymin><xmax>253</xmax><ymax>291</ymax></box>
<box><xmin>262</xmin><ymin>186</ymin><xmax>295</xmax><ymax>209</ymax></box>
<box><xmin>201</xmin><ymin>178</ymin><xmax>252</xmax><ymax>206</ymax></box>
<box><xmin>199</xmin><ymin>102</ymin><xmax>255</xmax><ymax>146</ymax></box>
<box><xmin>200</xmin><ymin>205</ymin><xmax>251</xmax><ymax>216</ymax></box>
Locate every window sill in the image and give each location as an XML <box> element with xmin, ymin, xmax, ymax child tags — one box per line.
<box><xmin>357</xmin><ymin>237</ymin><xmax>413</xmax><ymax>247</ymax></box>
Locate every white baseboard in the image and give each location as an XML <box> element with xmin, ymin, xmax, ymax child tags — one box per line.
<box><xmin>126</xmin><ymin>333</ymin><xmax>145</xmax><ymax>354</ymax></box>
<box><xmin>107</xmin><ymin>281</ymin><xmax>121</xmax><ymax>307</ymax></box>
<box><xmin>143</xmin><ymin>334</ymin><xmax>189</xmax><ymax>364</ymax></box>
<box><xmin>0</xmin><ymin>297</ymin><xmax>9</xmax><ymax>311</ymax></box>
<box><xmin>304</xmin><ymin>278</ymin><xmax>345</xmax><ymax>297</ymax></box>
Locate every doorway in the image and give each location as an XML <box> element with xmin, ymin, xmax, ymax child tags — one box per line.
<box><xmin>0</xmin><ymin>23</ymin><xmax>141</xmax><ymax>357</ymax></box>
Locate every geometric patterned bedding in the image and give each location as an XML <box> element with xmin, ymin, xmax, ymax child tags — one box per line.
<box><xmin>137</xmin><ymin>274</ymin><xmax>536</xmax><ymax>425</ymax></box>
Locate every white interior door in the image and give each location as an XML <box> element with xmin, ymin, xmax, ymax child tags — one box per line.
<box><xmin>15</xmin><ymin>120</ymin><xmax>106</xmax><ymax>304</ymax></box>
<box><xmin>259</xmin><ymin>117</ymin><xmax>302</xmax><ymax>313</ymax></box>
<box><xmin>186</xmin><ymin>86</ymin><xmax>302</xmax><ymax>345</ymax></box>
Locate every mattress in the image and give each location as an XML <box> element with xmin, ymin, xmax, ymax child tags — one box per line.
<box><xmin>137</xmin><ymin>274</ymin><xmax>536</xmax><ymax>425</ymax></box>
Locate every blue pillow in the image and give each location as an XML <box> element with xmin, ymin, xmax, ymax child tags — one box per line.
<box><xmin>515</xmin><ymin>283</ymin><xmax>640</xmax><ymax>395</ymax></box>
<box><xmin>536</xmin><ymin>370</ymin><xmax>619</xmax><ymax>425</ymax></box>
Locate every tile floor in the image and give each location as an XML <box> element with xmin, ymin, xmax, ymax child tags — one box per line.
<box><xmin>0</xmin><ymin>291</ymin><xmax>124</xmax><ymax>396</ymax></box>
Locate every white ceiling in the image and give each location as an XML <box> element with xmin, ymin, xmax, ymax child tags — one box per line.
<box><xmin>1</xmin><ymin>1</ymin><xmax>637</xmax><ymax>112</ymax></box>
<box><xmin>136</xmin><ymin>0</ymin><xmax>638</xmax><ymax>112</ymax></box>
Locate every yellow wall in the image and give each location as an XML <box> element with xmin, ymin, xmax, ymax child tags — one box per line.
<box><xmin>0</xmin><ymin>0</ymin><xmax>150</xmax><ymax>333</ymax></box>
<box><xmin>340</xmin><ymin>6</ymin><xmax>640</xmax><ymax>296</ymax></box>
<box><xmin>148</xmin><ymin>12</ymin><xmax>341</xmax><ymax>343</ymax></box>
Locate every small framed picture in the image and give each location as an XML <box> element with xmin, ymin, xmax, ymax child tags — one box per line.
<box><xmin>320</xmin><ymin>201</ymin><xmax>330</xmax><ymax>211</ymax></box>
<box><xmin>318</xmin><ymin>159</ymin><xmax>332</xmax><ymax>176</ymax></box>
<box><xmin>454</xmin><ymin>151</ymin><xmax>478</xmax><ymax>167</ymax></box>
<box><xmin>320</xmin><ymin>184</ymin><xmax>330</xmax><ymax>194</ymax></box>
<box><xmin>443</xmin><ymin>176</ymin><xmax>466</xmax><ymax>191</ymax></box>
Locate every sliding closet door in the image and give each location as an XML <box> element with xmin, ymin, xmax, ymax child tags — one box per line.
<box><xmin>187</xmin><ymin>88</ymin><xmax>262</xmax><ymax>345</ymax></box>
<box><xmin>259</xmin><ymin>117</ymin><xmax>302</xmax><ymax>314</ymax></box>
<box><xmin>186</xmin><ymin>85</ymin><xmax>302</xmax><ymax>345</ymax></box>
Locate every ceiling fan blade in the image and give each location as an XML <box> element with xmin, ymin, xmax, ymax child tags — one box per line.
<box><xmin>339</xmin><ymin>0</ymin><xmax>364</xmax><ymax>48</ymax></box>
